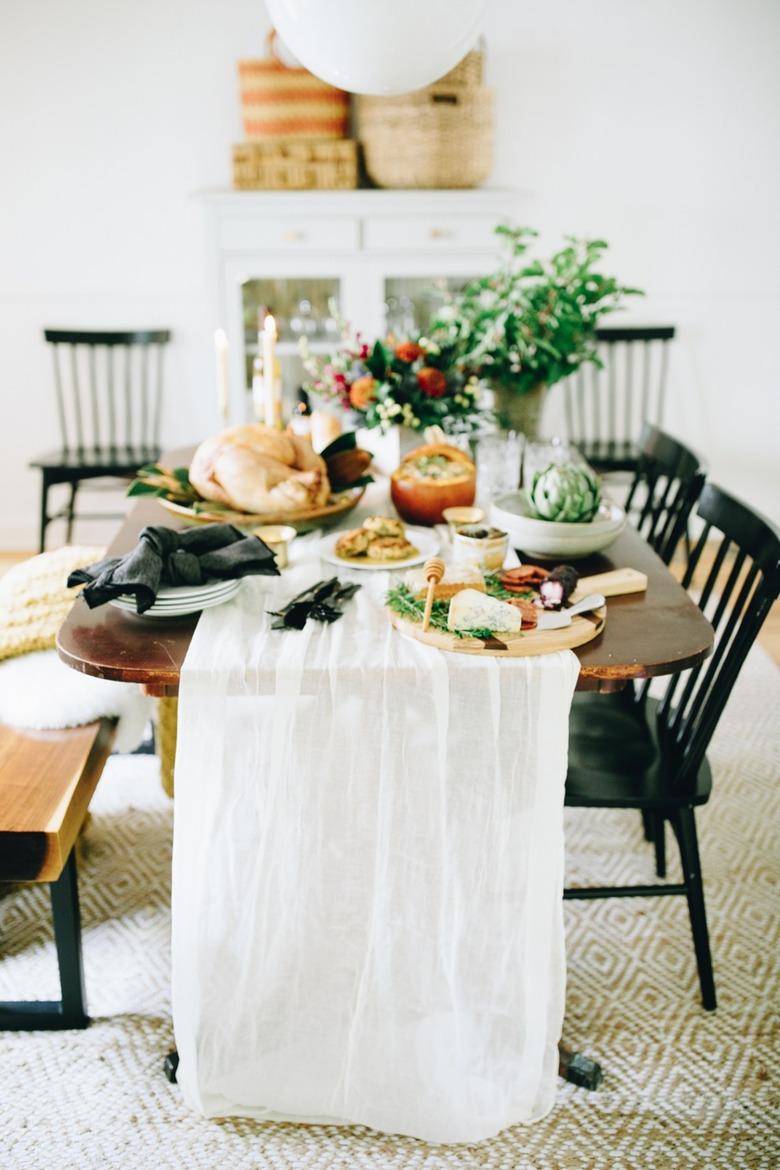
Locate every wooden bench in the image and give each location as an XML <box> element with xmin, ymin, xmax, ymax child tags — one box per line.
<box><xmin>0</xmin><ymin>718</ymin><xmax>116</xmax><ymax>1029</ymax></box>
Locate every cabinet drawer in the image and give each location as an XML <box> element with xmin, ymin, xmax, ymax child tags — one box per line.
<box><xmin>364</xmin><ymin>215</ymin><xmax>498</xmax><ymax>252</ymax></box>
<box><xmin>220</xmin><ymin>216</ymin><xmax>359</xmax><ymax>253</ymax></box>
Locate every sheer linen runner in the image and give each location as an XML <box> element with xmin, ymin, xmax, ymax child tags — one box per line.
<box><xmin>172</xmin><ymin>563</ymin><xmax>580</xmax><ymax>1143</ymax></box>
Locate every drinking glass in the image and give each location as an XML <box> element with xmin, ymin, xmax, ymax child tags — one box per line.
<box><xmin>475</xmin><ymin>432</ymin><xmax>524</xmax><ymax>504</ymax></box>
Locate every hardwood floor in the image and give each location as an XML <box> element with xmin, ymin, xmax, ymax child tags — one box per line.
<box><xmin>2</xmin><ymin>545</ymin><xmax>779</xmax><ymax>664</ymax></box>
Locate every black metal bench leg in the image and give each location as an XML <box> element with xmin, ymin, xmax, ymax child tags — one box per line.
<box><xmin>0</xmin><ymin>849</ymin><xmax>88</xmax><ymax>1030</ymax></box>
<box><xmin>653</xmin><ymin>813</ymin><xmax>666</xmax><ymax>878</ymax></box>
<box><xmin>673</xmin><ymin>808</ymin><xmax>716</xmax><ymax>1011</ymax></box>
<box><xmin>51</xmin><ymin>850</ymin><xmax>89</xmax><ymax>1027</ymax></box>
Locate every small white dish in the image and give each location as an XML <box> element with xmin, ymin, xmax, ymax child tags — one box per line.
<box><xmin>491</xmin><ymin>493</ymin><xmax>626</xmax><ymax>559</ymax></box>
<box><xmin>319</xmin><ymin>524</ymin><xmax>440</xmax><ymax>571</ymax></box>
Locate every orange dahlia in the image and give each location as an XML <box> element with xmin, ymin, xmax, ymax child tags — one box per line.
<box><xmin>395</xmin><ymin>341</ymin><xmax>424</xmax><ymax>364</ymax></box>
<box><xmin>416</xmin><ymin>367</ymin><xmax>447</xmax><ymax>398</ymax></box>
<box><xmin>349</xmin><ymin>375</ymin><xmax>377</xmax><ymax>410</ymax></box>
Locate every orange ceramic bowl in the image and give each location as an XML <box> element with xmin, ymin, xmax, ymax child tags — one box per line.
<box><xmin>390</xmin><ymin>443</ymin><xmax>477</xmax><ymax>527</ymax></box>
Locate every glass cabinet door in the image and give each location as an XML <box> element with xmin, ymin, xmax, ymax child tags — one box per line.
<box><xmin>383</xmin><ymin>275</ymin><xmax>470</xmax><ymax>338</ymax></box>
<box><xmin>241</xmin><ymin>276</ymin><xmax>342</xmax><ymax>412</ymax></box>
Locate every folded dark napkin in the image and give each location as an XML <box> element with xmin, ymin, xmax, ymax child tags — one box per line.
<box><xmin>68</xmin><ymin>523</ymin><xmax>280</xmax><ymax>614</ymax></box>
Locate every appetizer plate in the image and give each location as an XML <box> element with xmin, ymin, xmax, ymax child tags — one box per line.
<box><xmin>490</xmin><ymin>493</ymin><xmax>626</xmax><ymax>559</ymax></box>
<box><xmin>159</xmin><ymin>485</ymin><xmax>366</xmax><ymax>535</ymax></box>
<box><xmin>319</xmin><ymin>525</ymin><xmax>440</xmax><ymax>572</ymax></box>
<box><xmin>109</xmin><ymin>578</ymin><xmax>241</xmax><ymax>618</ymax></box>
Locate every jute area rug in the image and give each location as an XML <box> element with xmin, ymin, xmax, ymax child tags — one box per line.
<box><xmin>1</xmin><ymin>647</ymin><xmax>778</xmax><ymax>1170</ymax></box>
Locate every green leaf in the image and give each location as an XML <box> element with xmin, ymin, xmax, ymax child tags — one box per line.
<box><xmin>172</xmin><ymin>467</ymin><xmax>192</xmax><ymax>484</ymax></box>
<box><xmin>320</xmin><ymin>430</ymin><xmax>357</xmax><ymax>460</ymax></box>
<box><xmin>127</xmin><ymin>480</ymin><xmax>167</xmax><ymax>497</ymax></box>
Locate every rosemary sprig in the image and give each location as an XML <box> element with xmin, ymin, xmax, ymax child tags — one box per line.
<box><xmin>385</xmin><ymin>583</ymin><xmax>500</xmax><ymax>641</ymax></box>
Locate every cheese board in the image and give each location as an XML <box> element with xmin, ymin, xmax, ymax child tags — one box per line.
<box><xmin>384</xmin><ymin>562</ymin><xmax>646</xmax><ymax>658</ymax></box>
<box><xmin>388</xmin><ymin>603</ymin><xmax>605</xmax><ymax>656</ymax></box>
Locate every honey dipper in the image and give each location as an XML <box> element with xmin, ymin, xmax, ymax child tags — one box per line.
<box><xmin>421</xmin><ymin>557</ymin><xmax>445</xmax><ymax>632</ymax></box>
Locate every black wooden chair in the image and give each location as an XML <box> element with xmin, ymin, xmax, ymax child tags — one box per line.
<box><xmin>563</xmin><ymin>326</ymin><xmax>676</xmax><ymax>473</ymax></box>
<box><xmin>624</xmin><ymin>423</ymin><xmax>706</xmax><ymax>565</ymax></box>
<box><xmin>30</xmin><ymin>329</ymin><xmax>171</xmax><ymax>551</ymax></box>
<box><xmin>564</xmin><ymin>483</ymin><xmax>780</xmax><ymax>1010</ymax></box>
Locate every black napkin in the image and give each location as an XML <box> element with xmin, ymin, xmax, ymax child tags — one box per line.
<box><xmin>68</xmin><ymin>523</ymin><xmax>280</xmax><ymax>613</ymax></box>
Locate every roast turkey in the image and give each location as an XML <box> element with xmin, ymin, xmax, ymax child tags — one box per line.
<box><xmin>189</xmin><ymin>424</ymin><xmax>330</xmax><ymax>514</ymax></box>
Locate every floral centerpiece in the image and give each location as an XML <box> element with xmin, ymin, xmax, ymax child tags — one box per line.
<box><xmin>429</xmin><ymin>226</ymin><xmax>642</xmax><ymax>436</ymax></box>
<box><xmin>301</xmin><ymin>330</ymin><xmax>488</xmax><ymax>435</ymax></box>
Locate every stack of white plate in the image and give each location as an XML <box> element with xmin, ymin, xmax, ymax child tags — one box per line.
<box><xmin>108</xmin><ymin>578</ymin><xmax>241</xmax><ymax>619</ymax></box>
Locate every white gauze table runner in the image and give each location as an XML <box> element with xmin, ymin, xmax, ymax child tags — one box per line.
<box><xmin>172</xmin><ymin>541</ymin><xmax>580</xmax><ymax>1143</ymax></box>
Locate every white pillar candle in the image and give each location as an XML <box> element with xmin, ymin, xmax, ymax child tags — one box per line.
<box><xmin>263</xmin><ymin>314</ymin><xmax>279</xmax><ymax>428</ymax></box>
<box><xmin>215</xmin><ymin>329</ymin><xmax>230</xmax><ymax>424</ymax></box>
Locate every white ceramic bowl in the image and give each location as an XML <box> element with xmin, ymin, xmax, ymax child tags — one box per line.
<box><xmin>490</xmin><ymin>492</ymin><xmax>626</xmax><ymax>560</ymax></box>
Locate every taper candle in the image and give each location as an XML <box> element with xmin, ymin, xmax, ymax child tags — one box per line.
<box><xmin>263</xmin><ymin>314</ymin><xmax>278</xmax><ymax>428</ymax></box>
<box><xmin>215</xmin><ymin>329</ymin><xmax>229</xmax><ymax>424</ymax></box>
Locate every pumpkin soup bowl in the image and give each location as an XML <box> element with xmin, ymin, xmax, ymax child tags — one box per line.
<box><xmin>390</xmin><ymin>443</ymin><xmax>477</xmax><ymax>526</ymax></box>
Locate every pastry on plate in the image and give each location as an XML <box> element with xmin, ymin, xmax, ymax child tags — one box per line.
<box><xmin>366</xmin><ymin>536</ymin><xmax>416</xmax><ymax>561</ymax></box>
<box><xmin>334</xmin><ymin>515</ymin><xmax>418</xmax><ymax>563</ymax></box>
<box><xmin>362</xmin><ymin>516</ymin><xmax>406</xmax><ymax>538</ymax></box>
<box><xmin>335</xmin><ymin>528</ymin><xmax>372</xmax><ymax>558</ymax></box>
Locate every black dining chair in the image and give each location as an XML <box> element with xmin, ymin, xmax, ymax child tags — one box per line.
<box><xmin>563</xmin><ymin>326</ymin><xmax>676</xmax><ymax>474</ymax></box>
<box><xmin>564</xmin><ymin>483</ymin><xmax>780</xmax><ymax>1010</ymax></box>
<box><xmin>624</xmin><ymin>423</ymin><xmax>706</xmax><ymax>565</ymax></box>
<box><xmin>30</xmin><ymin>329</ymin><xmax>172</xmax><ymax>551</ymax></box>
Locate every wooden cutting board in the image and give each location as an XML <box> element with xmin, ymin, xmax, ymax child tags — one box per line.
<box><xmin>388</xmin><ymin>604</ymin><xmax>606</xmax><ymax>657</ymax></box>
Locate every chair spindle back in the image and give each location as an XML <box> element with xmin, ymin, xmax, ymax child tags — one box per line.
<box><xmin>44</xmin><ymin>329</ymin><xmax>171</xmax><ymax>455</ymax></box>
<box><xmin>564</xmin><ymin>326</ymin><xmax>676</xmax><ymax>455</ymax></box>
<box><xmin>624</xmin><ymin>424</ymin><xmax>706</xmax><ymax>564</ymax></box>
<box><xmin>658</xmin><ymin>483</ymin><xmax>780</xmax><ymax>786</ymax></box>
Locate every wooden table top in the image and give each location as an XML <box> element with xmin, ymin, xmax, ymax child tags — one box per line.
<box><xmin>56</xmin><ymin>497</ymin><xmax>713</xmax><ymax>695</ymax></box>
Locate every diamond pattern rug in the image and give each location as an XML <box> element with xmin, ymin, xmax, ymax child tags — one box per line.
<box><xmin>1</xmin><ymin>647</ymin><xmax>778</xmax><ymax>1169</ymax></box>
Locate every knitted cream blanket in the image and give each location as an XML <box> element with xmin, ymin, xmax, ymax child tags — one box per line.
<box><xmin>0</xmin><ymin>546</ymin><xmax>104</xmax><ymax>662</ymax></box>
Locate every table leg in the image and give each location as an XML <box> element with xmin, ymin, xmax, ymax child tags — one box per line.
<box><xmin>558</xmin><ymin>1044</ymin><xmax>603</xmax><ymax>1090</ymax></box>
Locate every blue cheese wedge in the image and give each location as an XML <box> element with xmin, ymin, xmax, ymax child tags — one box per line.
<box><xmin>447</xmin><ymin>588</ymin><xmax>522</xmax><ymax>634</ymax></box>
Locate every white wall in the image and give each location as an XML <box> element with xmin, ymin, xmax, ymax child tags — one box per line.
<box><xmin>1</xmin><ymin>0</ymin><xmax>778</xmax><ymax>547</ymax></box>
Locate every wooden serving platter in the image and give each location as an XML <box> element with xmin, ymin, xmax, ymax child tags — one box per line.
<box><xmin>388</xmin><ymin>604</ymin><xmax>606</xmax><ymax>657</ymax></box>
<box><xmin>159</xmin><ymin>485</ymin><xmax>365</xmax><ymax>534</ymax></box>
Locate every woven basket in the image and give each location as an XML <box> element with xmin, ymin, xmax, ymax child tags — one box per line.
<box><xmin>435</xmin><ymin>46</ymin><xmax>484</xmax><ymax>88</ymax></box>
<box><xmin>232</xmin><ymin>139</ymin><xmax>358</xmax><ymax>190</ymax></box>
<box><xmin>238</xmin><ymin>33</ymin><xmax>349</xmax><ymax>142</ymax></box>
<box><xmin>357</xmin><ymin>87</ymin><xmax>494</xmax><ymax>189</ymax></box>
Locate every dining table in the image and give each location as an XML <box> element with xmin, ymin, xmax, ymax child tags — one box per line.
<box><xmin>54</xmin><ymin>460</ymin><xmax>714</xmax><ymax>1109</ymax></box>
<box><xmin>57</xmin><ymin>500</ymin><xmax>714</xmax><ymax>699</ymax></box>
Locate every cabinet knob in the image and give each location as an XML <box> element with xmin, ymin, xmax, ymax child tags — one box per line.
<box><xmin>283</xmin><ymin>229</ymin><xmax>307</xmax><ymax>242</ymax></box>
<box><xmin>429</xmin><ymin>227</ymin><xmax>453</xmax><ymax>240</ymax></box>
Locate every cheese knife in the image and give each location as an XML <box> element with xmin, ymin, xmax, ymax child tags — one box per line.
<box><xmin>536</xmin><ymin>592</ymin><xmax>606</xmax><ymax>632</ymax></box>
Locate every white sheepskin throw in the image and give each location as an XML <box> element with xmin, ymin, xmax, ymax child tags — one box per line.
<box><xmin>0</xmin><ymin>650</ymin><xmax>152</xmax><ymax>752</ymax></box>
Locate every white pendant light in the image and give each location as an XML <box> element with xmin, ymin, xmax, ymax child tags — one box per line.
<box><xmin>265</xmin><ymin>0</ymin><xmax>489</xmax><ymax>96</ymax></box>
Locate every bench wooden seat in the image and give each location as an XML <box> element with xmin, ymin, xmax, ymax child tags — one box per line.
<box><xmin>0</xmin><ymin>718</ymin><xmax>116</xmax><ymax>1029</ymax></box>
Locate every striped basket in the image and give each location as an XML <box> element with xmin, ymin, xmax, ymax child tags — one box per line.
<box><xmin>238</xmin><ymin>35</ymin><xmax>349</xmax><ymax>142</ymax></box>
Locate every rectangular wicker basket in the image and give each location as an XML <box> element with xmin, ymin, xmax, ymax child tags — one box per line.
<box><xmin>232</xmin><ymin>139</ymin><xmax>359</xmax><ymax>191</ymax></box>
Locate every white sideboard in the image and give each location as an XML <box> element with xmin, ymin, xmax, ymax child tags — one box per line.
<box><xmin>200</xmin><ymin>189</ymin><xmax>526</xmax><ymax>423</ymax></box>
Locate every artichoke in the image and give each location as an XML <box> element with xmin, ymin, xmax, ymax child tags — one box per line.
<box><xmin>528</xmin><ymin>463</ymin><xmax>602</xmax><ymax>523</ymax></box>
